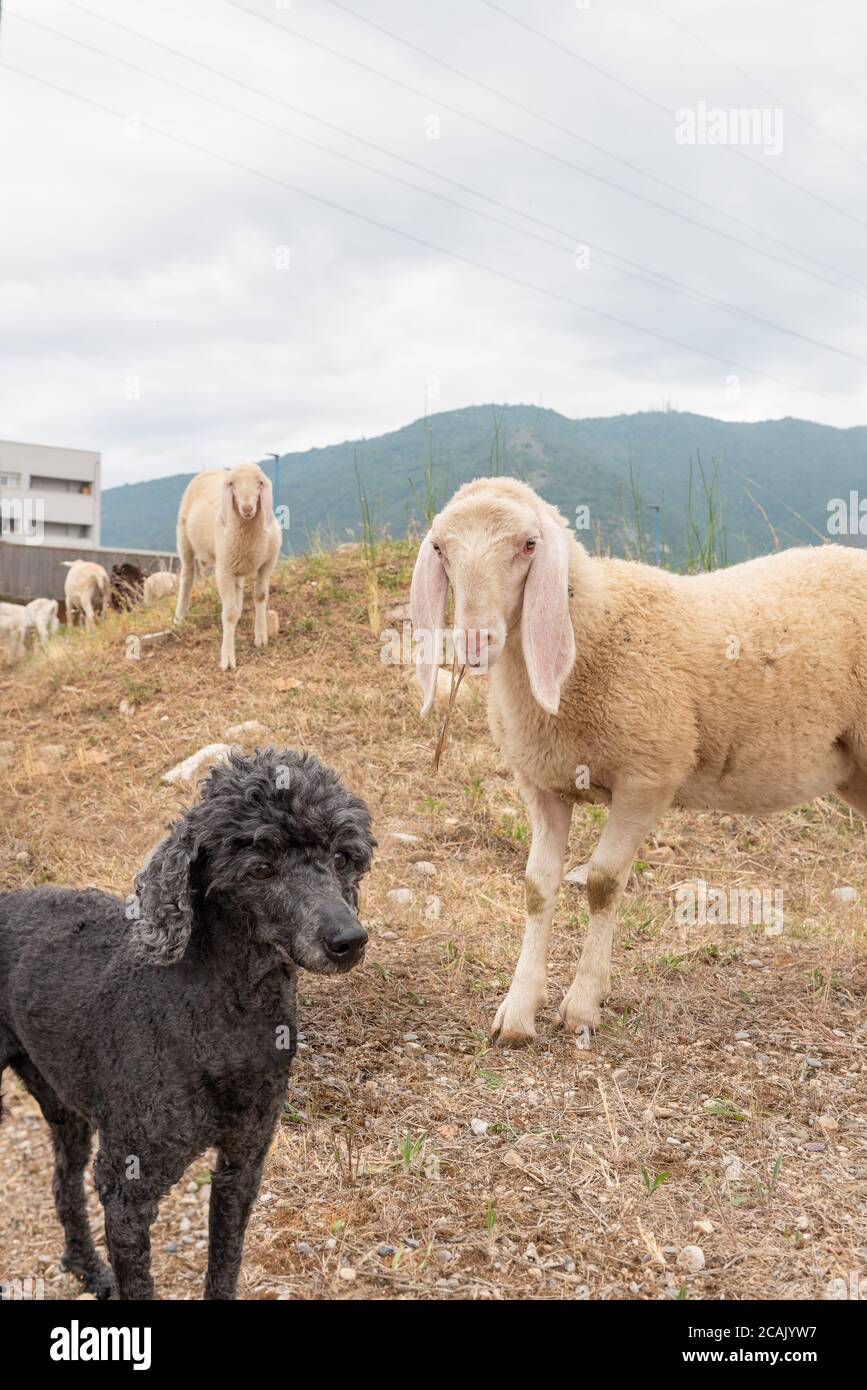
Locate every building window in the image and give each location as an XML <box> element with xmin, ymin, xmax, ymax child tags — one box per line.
<box><xmin>29</xmin><ymin>474</ymin><xmax>93</xmax><ymax>495</ymax></box>
<box><xmin>0</xmin><ymin>471</ymin><xmax>21</xmax><ymax>488</ymax></box>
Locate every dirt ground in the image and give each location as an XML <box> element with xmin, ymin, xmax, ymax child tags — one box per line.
<box><xmin>1</xmin><ymin>544</ymin><xmax>865</xmax><ymax>1300</ymax></box>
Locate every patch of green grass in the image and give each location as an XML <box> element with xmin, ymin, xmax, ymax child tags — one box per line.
<box><xmin>638</xmin><ymin>1162</ymin><xmax>669</xmax><ymax>1196</ymax></box>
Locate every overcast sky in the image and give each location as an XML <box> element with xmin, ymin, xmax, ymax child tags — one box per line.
<box><xmin>2</xmin><ymin>0</ymin><xmax>866</xmax><ymax>488</ymax></box>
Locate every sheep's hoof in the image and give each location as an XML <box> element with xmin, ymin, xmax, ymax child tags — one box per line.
<box><xmin>491</xmin><ymin>998</ymin><xmax>538</xmax><ymax>1047</ymax></box>
<box><xmin>557</xmin><ymin>985</ymin><xmax>603</xmax><ymax>1046</ymax></box>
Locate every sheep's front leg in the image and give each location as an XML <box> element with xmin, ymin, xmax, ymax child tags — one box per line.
<box><xmin>216</xmin><ymin>564</ymin><xmax>239</xmax><ymax>670</ymax></box>
<box><xmin>253</xmin><ymin>562</ymin><xmax>274</xmax><ymax>648</ymax></box>
<box><xmin>492</xmin><ymin>782</ymin><xmax>572</xmax><ymax>1046</ymax></box>
<box><xmin>560</xmin><ymin>786</ymin><xmax>672</xmax><ymax>1049</ymax></box>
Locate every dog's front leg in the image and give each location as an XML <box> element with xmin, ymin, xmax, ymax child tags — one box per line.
<box><xmin>95</xmin><ymin>1152</ymin><xmax>158</xmax><ymax>1301</ymax></box>
<box><xmin>204</xmin><ymin>1134</ymin><xmax>273</xmax><ymax>1300</ymax></box>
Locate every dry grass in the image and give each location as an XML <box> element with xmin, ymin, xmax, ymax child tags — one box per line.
<box><xmin>1</xmin><ymin>543</ymin><xmax>865</xmax><ymax>1301</ymax></box>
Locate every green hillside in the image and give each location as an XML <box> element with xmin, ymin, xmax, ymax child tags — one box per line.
<box><xmin>101</xmin><ymin>405</ymin><xmax>867</xmax><ymax>566</ymax></box>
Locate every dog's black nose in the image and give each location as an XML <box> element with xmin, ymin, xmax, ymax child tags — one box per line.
<box><xmin>321</xmin><ymin>908</ymin><xmax>368</xmax><ymax>963</ymax></box>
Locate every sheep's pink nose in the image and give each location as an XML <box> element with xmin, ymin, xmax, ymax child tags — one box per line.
<box><xmin>240</xmin><ymin>504</ymin><xmax>255</xmax><ymax>517</ymax></box>
<box><xmin>466</xmin><ymin>630</ymin><xmax>489</xmax><ymax>667</ymax></box>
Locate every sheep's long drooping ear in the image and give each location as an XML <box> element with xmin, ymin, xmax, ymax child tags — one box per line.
<box><xmin>259</xmin><ymin>475</ymin><xmax>275</xmax><ymax>527</ymax></box>
<box><xmin>218</xmin><ymin>476</ymin><xmax>234</xmax><ymax>530</ymax></box>
<box><xmin>129</xmin><ymin>820</ymin><xmax>199</xmax><ymax>964</ymax></box>
<box><xmin>521</xmin><ymin>512</ymin><xmax>576</xmax><ymax>716</ymax></box>
<box><xmin>410</xmin><ymin>531</ymin><xmax>448</xmax><ymax>716</ymax></box>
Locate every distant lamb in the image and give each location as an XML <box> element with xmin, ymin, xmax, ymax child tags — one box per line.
<box><xmin>0</xmin><ymin>598</ymin><xmax>59</xmax><ymax>654</ymax></box>
<box><xmin>142</xmin><ymin>571</ymin><xmax>178</xmax><ymax>605</ymax></box>
<box><xmin>411</xmin><ymin>477</ymin><xmax>867</xmax><ymax>1049</ymax></box>
<box><xmin>175</xmin><ymin>462</ymin><xmax>281</xmax><ymax>669</ymax></box>
<box><xmin>62</xmin><ymin>560</ymin><xmax>109</xmax><ymax>633</ymax></box>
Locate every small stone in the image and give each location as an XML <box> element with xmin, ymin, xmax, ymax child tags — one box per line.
<box><xmin>693</xmin><ymin>1219</ymin><xmax>714</xmax><ymax>1236</ymax></box>
<box><xmin>805</xmin><ymin>1056</ymin><xmax>822</xmax><ymax>1069</ymax></box>
<box><xmin>38</xmin><ymin>743</ymin><xmax>66</xmax><ymax>761</ymax></box>
<box><xmin>390</xmin><ymin>832</ymin><xmax>420</xmax><ymax>845</ymax></box>
<box><xmin>404</xmin><ymin>1238</ymin><xmax>420</xmax><ymax>1250</ymax></box>
<box><xmin>411</xmin><ymin>860</ymin><xmax>437</xmax><ymax>877</ymax></box>
<box><xmin>470</xmin><ymin>1118</ymin><xmax>489</xmax><ymax>1136</ymax></box>
<box><xmin>564</xmin><ymin>863</ymin><xmax>589</xmax><ymax>886</ymax></box>
<box><xmin>163</xmin><ymin>1241</ymin><xmax>178</xmax><ymax>1253</ymax></box>
<box><xmin>387</xmin><ymin>887</ymin><xmax>413</xmax><ymax>907</ymax></box>
<box><xmin>338</xmin><ymin>1267</ymin><xmax>356</xmax><ymax>1282</ymax></box>
<box><xmin>831</xmin><ymin>885</ymin><xmax>857</xmax><ymax>905</ymax></box>
<box><xmin>377</xmin><ymin>1244</ymin><xmax>395</xmax><ymax>1258</ymax></box>
<box><xmin>424</xmin><ymin>894</ymin><xmax>442</xmax><ymax>920</ymax></box>
<box><xmin>118</xmin><ymin>699</ymin><xmax>135</xmax><ymax>717</ymax></box>
<box><xmin>803</xmin><ymin>1141</ymin><xmax>826</xmax><ymax>1152</ymax></box>
<box><xmin>224</xmin><ymin>721</ymin><xmax>270</xmax><ymax>744</ymax></box>
<box><xmin>734</xmin><ymin>1031</ymin><xmax>751</xmax><ymax>1041</ymax></box>
<box><xmin>294</xmin><ymin>1241</ymin><xmax>314</xmax><ymax>1257</ymax></box>
<box><xmin>676</xmin><ymin>1245</ymin><xmax>705</xmax><ymax>1274</ymax></box>
<box><xmin>179</xmin><ymin>1216</ymin><xmax>192</xmax><ymax>1233</ymax></box>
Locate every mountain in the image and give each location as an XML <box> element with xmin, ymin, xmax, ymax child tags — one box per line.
<box><xmin>101</xmin><ymin>405</ymin><xmax>867</xmax><ymax>566</ymax></box>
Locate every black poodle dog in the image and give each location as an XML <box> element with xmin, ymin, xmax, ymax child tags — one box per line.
<box><xmin>0</xmin><ymin>748</ymin><xmax>375</xmax><ymax>1300</ymax></box>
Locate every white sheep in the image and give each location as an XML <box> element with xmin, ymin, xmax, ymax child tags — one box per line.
<box><xmin>0</xmin><ymin>611</ymin><xmax>26</xmax><ymax>662</ymax></box>
<box><xmin>174</xmin><ymin>462</ymin><xmax>281</xmax><ymax>669</ymax></box>
<box><xmin>142</xmin><ymin>571</ymin><xmax>178</xmax><ymax>606</ymax></box>
<box><xmin>411</xmin><ymin>477</ymin><xmax>867</xmax><ymax>1049</ymax></box>
<box><xmin>62</xmin><ymin>560</ymin><xmax>109</xmax><ymax>633</ymax></box>
<box><xmin>23</xmin><ymin>598</ymin><xmax>60</xmax><ymax>650</ymax></box>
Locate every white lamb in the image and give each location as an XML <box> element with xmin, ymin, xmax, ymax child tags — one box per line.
<box><xmin>62</xmin><ymin>561</ymin><xmax>109</xmax><ymax>633</ymax></box>
<box><xmin>412</xmin><ymin>477</ymin><xmax>867</xmax><ymax>1050</ymax></box>
<box><xmin>142</xmin><ymin>571</ymin><xmax>178</xmax><ymax>606</ymax></box>
<box><xmin>174</xmin><ymin>462</ymin><xmax>281</xmax><ymax>669</ymax></box>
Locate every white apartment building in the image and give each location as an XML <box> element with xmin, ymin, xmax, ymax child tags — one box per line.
<box><xmin>0</xmin><ymin>440</ymin><xmax>101</xmax><ymax>547</ymax></box>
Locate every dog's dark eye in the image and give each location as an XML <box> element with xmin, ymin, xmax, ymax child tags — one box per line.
<box><xmin>334</xmin><ymin>852</ymin><xmax>350</xmax><ymax>872</ymax></box>
<box><xmin>250</xmin><ymin>862</ymin><xmax>276</xmax><ymax>880</ymax></box>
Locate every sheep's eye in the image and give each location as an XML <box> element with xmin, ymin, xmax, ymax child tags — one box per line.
<box><xmin>334</xmin><ymin>852</ymin><xmax>350</xmax><ymax>872</ymax></box>
<box><xmin>431</xmin><ymin>541</ymin><xmax>441</xmax><ymax>554</ymax></box>
<box><xmin>250</xmin><ymin>862</ymin><xmax>276</xmax><ymax>880</ymax></box>
<box><xmin>522</xmin><ymin>538</ymin><xmax>537</xmax><ymax>554</ymax></box>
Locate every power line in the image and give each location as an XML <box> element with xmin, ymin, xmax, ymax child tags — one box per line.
<box><xmin>223</xmin><ymin>0</ymin><xmax>867</xmax><ymax>299</ymax></box>
<box><xmin>3</xmin><ymin>59</ymin><xmax>858</xmax><ymax>409</ymax></box>
<box><xmin>481</xmin><ymin>0</ymin><xmax>867</xmax><ymax>232</ymax></box>
<box><xmin>641</xmin><ymin>0</ymin><xmax>867</xmax><ymax>176</ymax></box>
<box><xmin>14</xmin><ymin>7</ymin><xmax>865</xmax><ymax>365</ymax></box>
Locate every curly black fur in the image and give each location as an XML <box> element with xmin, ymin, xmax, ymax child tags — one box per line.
<box><xmin>110</xmin><ymin>562</ymin><xmax>145</xmax><ymax>611</ymax></box>
<box><xmin>0</xmin><ymin>749</ymin><xmax>375</xmax><ymax>1300</ymax></box>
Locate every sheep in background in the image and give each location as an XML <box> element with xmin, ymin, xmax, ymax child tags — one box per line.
<box><xmin>0</xmin><ymin>611</ymin><xmax>26</xmax><ymax>662</ymax></box>
<box><xmin>25</xmin><ymin>597</ymin><xmax>60</xmax><ymax>650</ymax></box>
<box><xmin>411</xmin><ymin>477</ymin><xmax>867</xmax><ymax>1050</ymax></box>
<box><xmin>174</xmin><ymin>462</ymin><xmax>281</xmax><ymax>670</ymax></box>
<box><xmin>0</xmin><ymin>598</ymin><xmax>59</xmax><ymax>655</ymax></box>
<box><xmin>142</xmin><ymin>571</ymin><xmax>178</xmax><ymax>606</ymax></box>
<box><xmin>62</xmin><ymin>560</ymin><xmax>109</xmax><ymax>633</ymax></box>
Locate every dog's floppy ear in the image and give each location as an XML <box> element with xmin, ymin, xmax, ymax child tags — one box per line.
<box><xmin>130</xmin><ymin>820</ymin><xmax>200</xmax><ymax>964</ymax></box>
<box><xmin>218</xmin><ymin>475</ymin><xmax>234</xmax><ymax>530</ymax></box>
<box><xmin>410</xmin><ymin>530</ymin><xmax>448</xmax><ymax>717</ymax></box>
<box><xmin>259</xmin><ymin>474</ymin><xmax>275</xmax><ymax>527</ymax></box>
<box><xmin>521</xmin><ymin>511</ymin><xmax>575</xmax><ymax>716</ymax></box>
